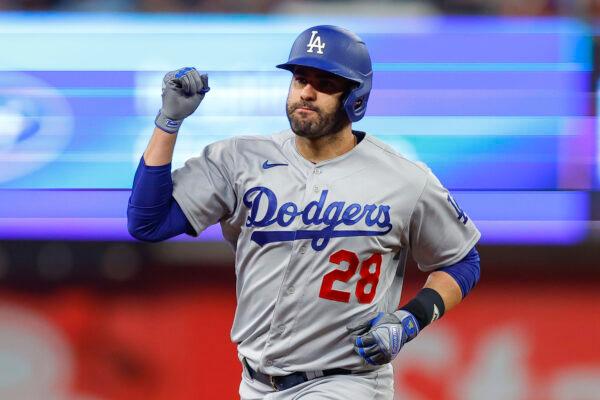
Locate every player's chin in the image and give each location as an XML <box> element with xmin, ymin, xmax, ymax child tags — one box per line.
<box><xmin>291</xmin><ymin>113</ymin><xmax>311</xmax><ymax>125</ymax></box>
<box><xmin>292</xmin><ymin>109</ymin><xmax>320</xmax><ymax>124</ymax></box>
<box><xmin>290</xmin><ymin>120</ymin><xmax>320</xmax><ymax>138</ymax></box>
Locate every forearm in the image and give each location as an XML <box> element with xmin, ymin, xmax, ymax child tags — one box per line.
<box><xmin>423</xmin><ymin>270</ymin><xmax>463</xmax><ymax>312</ymax></box>
<box><xmin>401</xmin><ymin>246</ymin><xmax>480</xmax><ymax>329</ymax></box>
<box><xmin>143</xmin><ymin>127</ymin><xmax>178</xmax><ymax>166</ymax></box>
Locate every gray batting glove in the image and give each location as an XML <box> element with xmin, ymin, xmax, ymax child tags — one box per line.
<box><xmin>155</xmin><ymin>67</ymin><xmax>210</xmax><ymax>134</ymax></box>
<box><xmin>346</xmin><ymin>310</ymin><xmax>420</xmax><ymax>365</ymax></box>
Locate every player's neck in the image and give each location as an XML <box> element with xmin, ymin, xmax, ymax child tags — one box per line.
<box><xmin>294</xmin><ymin>125</ymin><xmax>356</xmax><ymax>164</ymax></box>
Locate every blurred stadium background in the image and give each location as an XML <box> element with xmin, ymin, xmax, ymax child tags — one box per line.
<box><xmin>1</xmin><ymin>0</ymin><xmax>599</xmax><ymax>399</ymax></box>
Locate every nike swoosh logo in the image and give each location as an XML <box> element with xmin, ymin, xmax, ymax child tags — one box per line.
<box><xmin>262</xmin><ymin>160</ymin><xmax>289</xmax><ymax>169</ymax></box>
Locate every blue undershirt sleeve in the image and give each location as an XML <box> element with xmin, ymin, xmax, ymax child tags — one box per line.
<box><xmin>127</xmin><ymin>157</ymin><xmax>195</xmax><ymax>242</ymax></box>
<box><xmin>438</xmin><ymin>246</ymin><xmax>481</xmax><ymax>298</ymax></box>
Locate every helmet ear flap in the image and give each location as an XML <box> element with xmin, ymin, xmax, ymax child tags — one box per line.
<box><xmin>343</xmin><ymin>81</ymin><xmax>371</xmax><ymax>122</ymax></box>
<box><xmin>354</xmin><ymin>98</ymin><xmax>364</xmax><ymax>110</ymax></box>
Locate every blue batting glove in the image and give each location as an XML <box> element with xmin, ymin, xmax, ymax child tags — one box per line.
<box><xmin>346</xmin><ymin>310</ymin><xmax>420</xmax><ymax>365</ymax></box>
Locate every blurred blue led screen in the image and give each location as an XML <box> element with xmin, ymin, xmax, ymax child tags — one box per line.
<box><xmin>0</xmin><ymin>14</ymin><xmax>593</xmax><ymax>243</ymax></box>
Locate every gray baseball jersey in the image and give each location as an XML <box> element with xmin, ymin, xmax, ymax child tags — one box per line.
<box><xmin>172</xmin><ymin>129</ymin><xmax>480</xmax><ymax>375</ymax></box>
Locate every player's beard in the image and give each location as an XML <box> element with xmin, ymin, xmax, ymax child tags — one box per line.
<box><xmin>286</xmin><ymin>100</ymin><xmax>349</xmax><ymax>139</ymax></box>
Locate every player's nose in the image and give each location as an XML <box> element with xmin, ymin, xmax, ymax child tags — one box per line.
<box><xmin>300</xmin><ymin>83</ymin><xmax>317</xmax><ymax>101</ymax></box>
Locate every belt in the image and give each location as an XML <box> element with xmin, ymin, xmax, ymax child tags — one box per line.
<box><xmin>242</xmin><ymin>358</ymin><xmax>352</xmax><ymax>391</ymax></box>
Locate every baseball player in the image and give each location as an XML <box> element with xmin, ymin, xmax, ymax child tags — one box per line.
<box><xmin>127</xmin><ymin>25</ymin><xmax>481</xmax><ymax>399</ymax></box>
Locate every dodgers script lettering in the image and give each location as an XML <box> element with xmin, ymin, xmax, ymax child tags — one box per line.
<box><xmin>243</xmin><ymin>186</ymin><xmax>393</xmax><ymax>251</ymax></box>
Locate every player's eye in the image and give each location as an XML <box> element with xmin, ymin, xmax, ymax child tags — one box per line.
<box><xmin>317</xmin><ymin>79</ymin><xmax>343</xmax><ymax>94</ymax></box>
<box><xmin>294</xmin><ymin>76</ymin><xmax>308</xmax><ymax>85</ymax></box>
<box><xmin>320</xmin><ymin>80</ymin><xmax>334</xmax><ymax>89</ymax></box>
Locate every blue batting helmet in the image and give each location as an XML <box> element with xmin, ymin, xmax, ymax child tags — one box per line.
<box><xmin>276</xmin><ymin>25</ymin><xmax>373</xmax><ymax>122</ymax></box>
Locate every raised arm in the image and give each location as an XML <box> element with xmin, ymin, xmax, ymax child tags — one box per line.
<box><xmin>127</xmin><ymin>67</ymin><xmax>209</xmax><ymax>242</ymax></box>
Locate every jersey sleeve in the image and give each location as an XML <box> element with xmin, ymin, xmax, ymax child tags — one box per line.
<box><xmin>408</xmin><ymin>170</ymin><xmax>481</xmax><ymax>271</ymax></box>
<box><xmin>171</xmin><ymin>138</ymin><xmax>237</xmax><ymax>236</ymax></box>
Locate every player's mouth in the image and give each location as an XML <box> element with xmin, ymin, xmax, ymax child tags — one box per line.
<box><xmin>295</xmin><ymin>107</ymin><xmax>318</xmax><ymax>114</ymax></box>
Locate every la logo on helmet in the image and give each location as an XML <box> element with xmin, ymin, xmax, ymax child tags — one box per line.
<box><xmin>306</xmin><ymin>31</ymin><xmax>325</xmax><ymax>54</ymax></box>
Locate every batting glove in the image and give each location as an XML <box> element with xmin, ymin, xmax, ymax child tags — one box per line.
<box><xmin>346</xmin><ymin>310</ymin><xmax>420</xmax><ymax>365</ymax></box>
<box><xmin>155</xmin><ymin>67</ymin><xmax>210</xmax><ymax>134</ymax></box>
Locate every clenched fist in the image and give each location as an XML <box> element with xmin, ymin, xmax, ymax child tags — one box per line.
<box><xmin>346</xmin><ymin>310</ymin><xmax>420</xmax><ymax>365</ymax></box>
<box><xmin>155</xmin><ymin>67</ymin><xmax>210</xmax><ymax>134</ymax></box>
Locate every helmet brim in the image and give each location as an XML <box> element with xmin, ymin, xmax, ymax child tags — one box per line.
<box><xmin>276</xmin><ymin>57</ymin><xmax>364</xmax><ymax>85</ymax></box>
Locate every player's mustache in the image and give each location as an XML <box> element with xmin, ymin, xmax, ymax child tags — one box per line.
<box><xmin>291</xmin><ymin>102</ymin><xmax>320</xmax><ymax>113</ymax></box>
